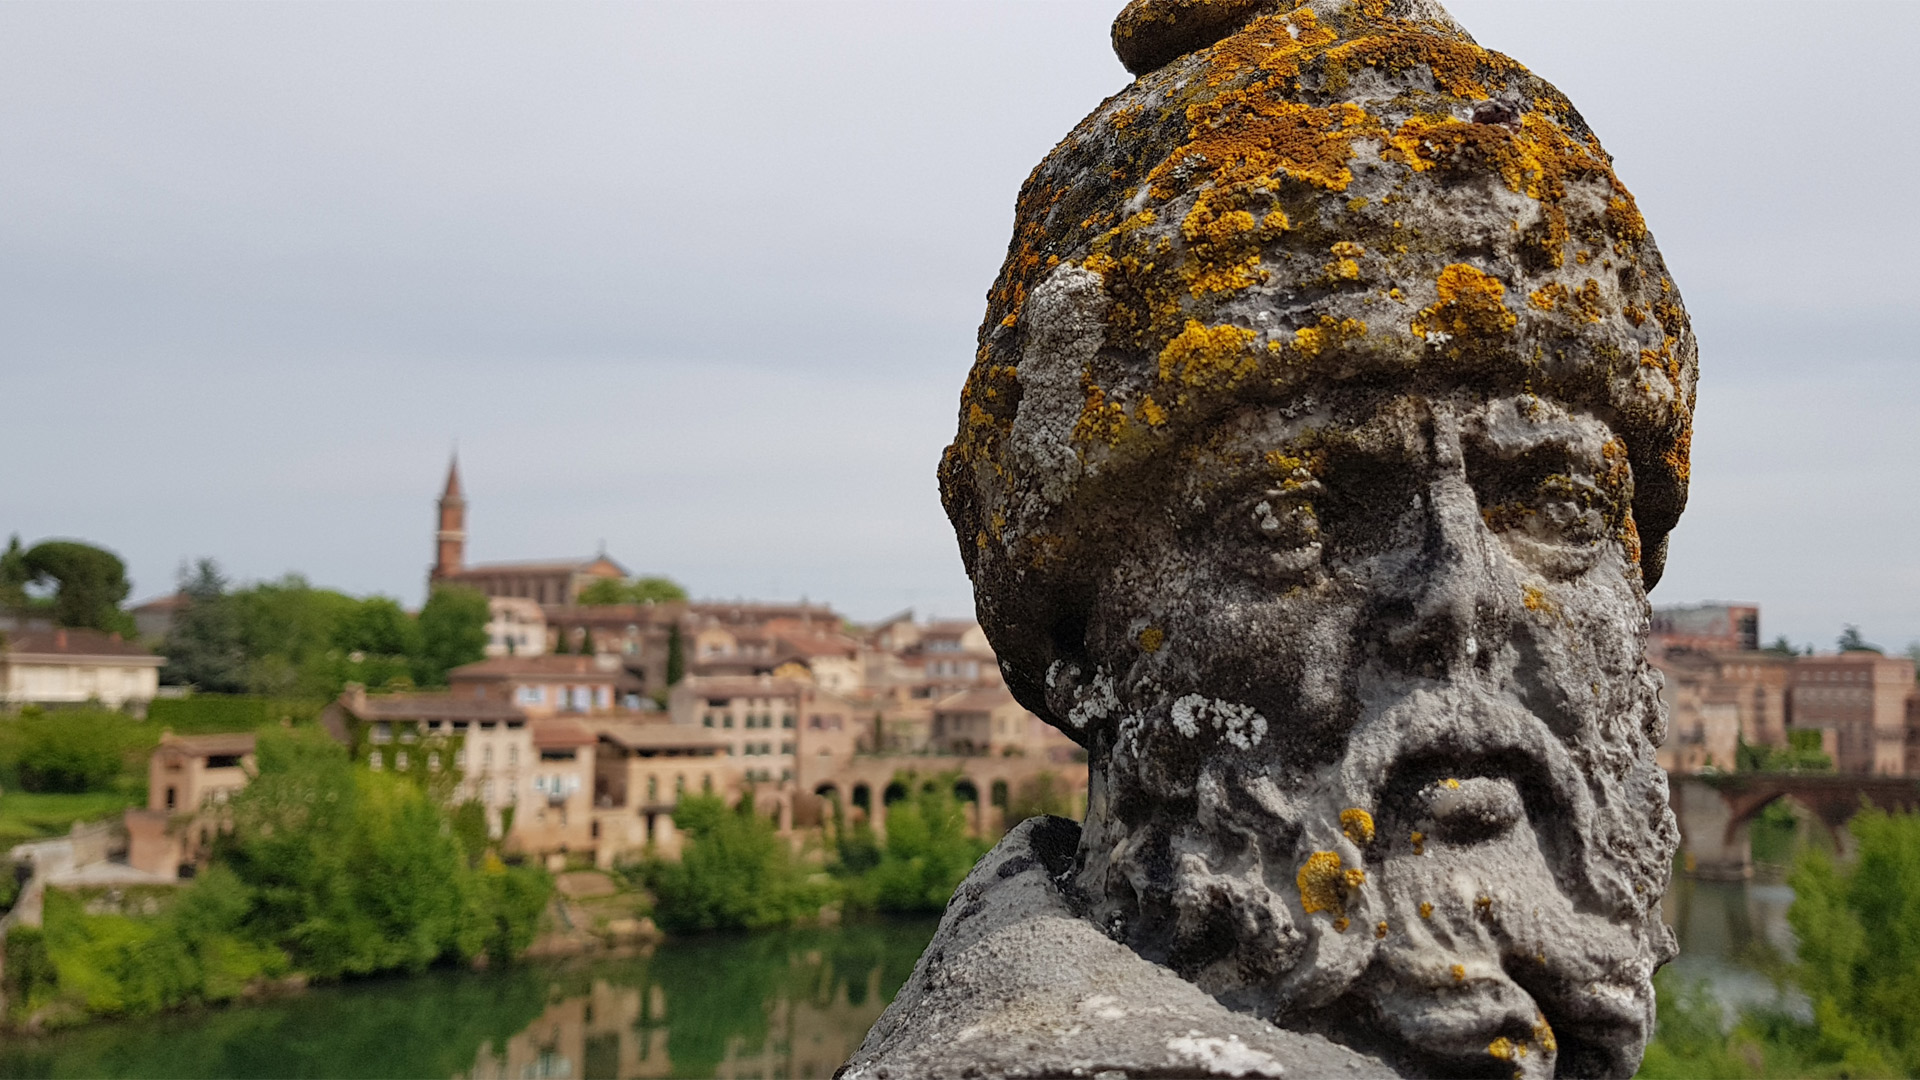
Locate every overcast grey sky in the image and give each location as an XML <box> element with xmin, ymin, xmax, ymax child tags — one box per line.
<box><xmin>2</xmin><ymin>1</ymin><xmax>1915</xmax><ymax>648</ymax></box>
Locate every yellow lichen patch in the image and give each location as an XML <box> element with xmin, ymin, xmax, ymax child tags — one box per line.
<box><xmin>1605</xmin><ymin>192</ymin><xmax>1646</xmax><ymax>245</ymax></box>
<box><xmin>1326</xmin><ymin>257</ymin><xmax>1361</xmax><ymax>281</ymax></box>
<box><xmin>1488</xmin><ymin>1037</ymin><xmax>1517</xmax><ymax>1062</ymax></box>
<box><xmin>1442</xmin><ymin>778</ymin><xmax>1461</xmax><ymax>790</ymax></box>
<box><xmin>1332</xmin><ymin>916</ymin><xmax>1350</xmax><ymax>933</ymax></box>
<box><xmin>1294</xmin><ymin>315</ymin><xmax>1367</xmax><ymax>358</ymax></box>
<box><xmin>1451</xmin><ymin>963</ymin><xmax>1467</xmax><ymax>983</ymax></box>
<box><xmin>1330</xmin><ymin>240</ymin><xmax>1365</xmax><ymax>257</ymax></box>
<box><xmin>1419</xmin><ymin>901</ymin><xmax>1434</xmax><ymax>919</ymax></box>
<box><xmin>1574</xmin><ymin>278</ymin><xmax>1605</xmax><ymax>323</ymax></box>
<box><xmin>1296</xmin><ymin>851</ymin><xmax>1347</xmax><ymax>915</ymax></box>
<box><xmin>1520</xmin><ymin>584</ymin><xmax>1553</xmax><ymax>613</ymax></box>
<box><xmin>1412</xmin><ymin>264</ymin><xmax>1516</xmax><ymax>342</ymax></box>
<box><xmin>1344</xmin><ymin>868</ymin><xmax>1367</xmax><ymax>889</ymax></box>
<box><xmin>1139</xmin><ymin>626</ymin><xmax>1166</xmax><ymax>652</ymax></box>
<box><xmin>1158</xmin><ymin>320</ymin><xmax>1260</xmax><ymax>391</ymax></box>
<box><xmin>1410</xmin><ymin>830</ymin><xmax>1426</xmax><ymax>856</ymax></box>
<box><xmin>1533</xmin><ymin>1016</ymin><xmax>1557</xmax><ymax>1053</ymax></box>
<box><xmin>1475</xmin><ymin>895</ymin><xmax>1493</xmax><ymax>917</ymax></box>
<box><xmin>1074</xmin><ymin>382</ymin><xmax>1128</xmax><ymax>446</ymax></box>
<box><xmin>1136</xmin><ymin>394</ymin><xmax>1168</xmax><ymax>427</ymax></box>
<box><xmin>1375</xmin><ymin>920</ymin><xmax>1389</xmax><ymax>939</ymax></box>
<box><xmin>1527</xmin><ymin>282</ymin><xmax>1566</xmax><ymax>312</ymax></box>
<box><xmin>1340</xmin><ymin>807</ymin><xmax>1375</xmax><ymax>846</ymax></box>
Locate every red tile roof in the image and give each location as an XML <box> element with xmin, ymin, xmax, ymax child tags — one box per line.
<box><xmin>532</xmin><ymin>718</ymin><xmax>597</xmax><ymax>749</ymax></box>
<box><xmin>160</xmin><ymin>732</ymin><xmax>257</xmax><ymax>757</ymax></box>
<box><xmin>2</xmin><ymin>628</ymin><xmax>162</xmax><ymax>662</ymax></box>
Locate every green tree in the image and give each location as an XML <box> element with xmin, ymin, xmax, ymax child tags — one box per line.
<box><xmin>630</xmin><ymin>576</ymin><xmax>688</xmax><ymax>604</ymax></box>
<box><xmin>575</xmin><ymin>578</ymin><xmax>629</xmax><ymax>606</ymax></box>
<box><xmin>160</xmin><ymin>560</ymin><xmax>248</xmax><ymax>692</ymax></box>
<box><xmin>666</xmin><ymin>624</ymin><xmax>686</xmax><ymax>686</ymax></box>
<box><xmin>865</xmin><ymin>775</ymin><xmax>988</xmax><ymax>913</ymax></box>
<box><xmin>11</xmin><ymin>708</ymin><xmax>132</xmax><ymax>793</ymax></box>
<box><xmin>644</xmin><ymin>795</ymin><xmax>835</xmax><ymax>932</ymax></box>
<box><xmin>414</xmin><ymin>585</ymin><xmax>489</xmax><ymax>686</ymax></box>
<box><xmin>0</xmin><ymin>535</ymin><xmax>29</xmax><ymax>612</ymax></box>
<box><xmin>1837</xmin><ymin>625</ymin><xmax>1882</xmax><ymax>654</ymax></box>
<box><xmin>15</xmin><ymin>539</ymin><xmax>135</xmax><ymax>634</ymax></box>
<box><xmin>1787</xmin><ymin>808</ymin><xmax>1920</xmax><ymax>1075</ymax></box>
<box><xmin>1005</xmin><ymin>771</ymin><xmax>1073</xmax><ymax>825</ymax></box>
<box><xmin>580</xmin><ymin>627</ymin><xmax>597</xmax><ymax>655</ymax></box>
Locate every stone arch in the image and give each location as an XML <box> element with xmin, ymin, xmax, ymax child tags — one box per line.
<box><xmin>991</xmin><ymin>779</ymin><xmax>1010</xmax><ymax>809</ymax></box>
<box><xmin>815</xmin><ymin>782</ymin><xmax>841</xmax><ymax>802</ymax></box>
<box><xmin>883</xmin><ymin>780</ymin><xmax>910</xmax><ymax>806</ymax></box>
<box><xmin>852</xmin><ymin>783</ymin><xmax>872</xmax><ymax>812</ymax></box>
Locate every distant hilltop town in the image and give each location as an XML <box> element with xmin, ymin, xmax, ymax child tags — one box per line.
<box><xmin>6</xmin><ymin>463</ymin><xmax>1918</xmax><ymax>881</ymax></box>
<box><xmin>95</xmin><ymin>460</ymin><xmax>1085</xmax><ymax>878</ymax></box>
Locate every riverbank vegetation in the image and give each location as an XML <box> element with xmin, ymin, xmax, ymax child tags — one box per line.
<box><xmin>1638</xmin><ymin>807</ymin><xmax>1920</xmax><ymax>1079</ymax></box>
<box><xmin>632</xmin><ymin>770</ymin><xmax>1070</xmax><ymax>933</ymax></box>
<box><xmin>4</xmin><ymin>728</ymin><xmax>551</xmax><ymax>1028</ymax></box>
<box><xmin>0</xmin><ymin>699</ymin><xmax>321</xmax><ymax>846</ymax></box>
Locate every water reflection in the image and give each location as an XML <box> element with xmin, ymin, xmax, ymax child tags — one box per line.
<box><xmin>0</xmin><ymin>918</ymin><xmax>938</xmax><ymax>1080</ymax></box>
<box><xmin>1661</xmin><ymin>877</ymin><xmax>1808</xmax><ymax>1022</ymax></box>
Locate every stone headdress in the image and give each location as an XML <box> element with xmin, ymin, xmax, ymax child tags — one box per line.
<box><xmin>940</xmin><ymin>0</ymin><xmax>1696</xmax><ymax>725</ymax></box>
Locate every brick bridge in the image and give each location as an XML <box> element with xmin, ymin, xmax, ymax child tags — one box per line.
<box><xmin>800</xmin><ymin>755</ymin><xmax>1087</xmax><ymax>837</ymax></box>
<box><xmin>1669</xmin><ymin>773</ymin><xmax>1920</xmax><ymax>880</ymax></box>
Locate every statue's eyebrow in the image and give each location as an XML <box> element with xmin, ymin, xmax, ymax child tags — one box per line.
<box><xmin>1470</xmin><ymin>405</ymin><xmax>1608</xmax><ymax>463</ymax></box>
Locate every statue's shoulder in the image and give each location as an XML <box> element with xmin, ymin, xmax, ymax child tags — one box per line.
<box><xmin>840</xmin><ymin>817</ymin><xmax>1396</xmax><ymax>1080</ymax></box>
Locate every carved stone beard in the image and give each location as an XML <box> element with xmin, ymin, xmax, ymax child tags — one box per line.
<box><xmin>1065</xmin><ymin>664</ymin><xmax>1677</xmax><ymax>1079</ymax></box>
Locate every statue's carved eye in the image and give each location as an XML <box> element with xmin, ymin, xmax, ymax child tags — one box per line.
<box><xmin>1206</xmin><ymin>488</ymin><xmax>1325</xmax><ymax>588</ymax></box>
<box><xmin>1468</xmin><ymin>441</ymin><xmax>1618</xmax><ymax>574</ymax></box>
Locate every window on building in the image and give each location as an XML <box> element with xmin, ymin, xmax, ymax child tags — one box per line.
<box><xmin>484</xmin><ymin>745</ymin><xmax>494</xmax><ymax>767</ymax></box>
<box><xmin>508</xmin><ymin>745</ymin><xmax>519</xmax><ymax>766</ymax></box>
<box><xmin>780</xmin><ymin>741</ymin><xmax>793</xmax><ymax>755</ymax></box>
<box><xmin>371</xmin><ymin>723</ymin><xmax>392</xmax><ymax>744</ymax></box>
<box><xmin>517</xmin><ymin>686</ymin><xmax>545</xmax><ymax>705</ymax></box>
<box><xmin>782</xmin><ymin>715</ymin><xmax>793</xmax><ymax>729</ymax></box>
<box><xmin>723</xmin><ymin>716</ymin><xmax>734</xmax><ymax>729</ymax></box>
<box><xmin>454</xmin><ymin>747</ymin><xmax>467</xmax><ymax>768</ymax></box>
<box><xmin>396</xmin><ymin>750</ymin><xmax>410</xmax><ymax>771</ymax></box>
<box><xmin>675</xmin><ymin>775</ymin><xmax>686</xmax><ymax>794</ymax></box>
<box><xmin>370</xmin><ymin>750</ymin><xmax>384</xmax><ymax>771</ymax></box>
<box><xmin>647</xmin><ymin>776</ymin><xmax>658</xmax><ymax>801</ymax></box>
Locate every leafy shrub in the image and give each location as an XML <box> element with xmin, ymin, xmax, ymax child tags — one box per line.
<box><xmin>864</xmin><ymin>777</ymin><xmax>988</xmax><ymax>914</ymax></box>
<box><xmin>645</xmin><ymin>795</ymin><xmax>835</xmax><ymax>932</ymax></box>
<box><xmin>11</xmin><ymin>710</ymin><xmax>130</xmax><ymax>793</ymax></box>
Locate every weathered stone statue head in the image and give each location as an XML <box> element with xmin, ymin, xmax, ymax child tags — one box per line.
<box><xmin>853</xmin><ymin>2</ymin><xmax>1694</xmax><ymax>1077</ymax></box>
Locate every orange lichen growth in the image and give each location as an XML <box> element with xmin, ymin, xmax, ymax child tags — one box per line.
<box><xmin>1533</xmin><ymin>1016</ymin><xmax>1558</xmax><ymax>1053</ymax></box>
<box><xmin>1574</xmin><ymin>279</ymin><xmax>1605</xmax><ymax>323</ymax></box>
<box><xmin>1488</xmin><ymin>1036</ymin><xmax>1519</xmax><ymax>1062</ymax></box>
<box><xmin>1521</xmin><ymin>584</ymin><xmax>1552</xmax><ymax>613</ymax></box>
<box><xmin>1413</xmin><ymin>264</ymin><xmax>1515</xmax><ymax>343</ymax></box>
<box><xmin>1527</xmin><ymin>282</ymin><xmax>1566</xmax><ymax>312</ymax></box>
<box><xmin>1375</xmin><ymin>920</ymin><xmax>1389</xmax><ymax>939</ymax></box>
<box><xmin>1442</xmin><ymin>778</ymin><xmax>1461</xmax><ymax>790</ymax></box>
<box><xmin>1297</xmin><ymin>851</ymin><xmax>1348</xmax><ymax>916</ymax></box>
<box><xmin>1451</xmin><ymin>963</ymin><xmax>1467</xmax><ymax>983</ymax></box>
<box><xmin>1320</xmin><ymin>23</ymin><xmax>1519</xmax><ymax>98</ymax></box>
<box><xmin>1158</xmin><ymin>320</ymin><xmax>1260</xmax><ymax>390</ymax></box>
<box><xmin>1340</xmin><ymin>807</ymin><xmax>1376</xmax><ymax>846</ymax></box>
<box><xmin>1411</xmin><ymin>830</ymin><xmax>1426</xmax><ymax>856</ymax></box>
<box><xmin>1345</xmin><ymin>868</ymin><xmax>1367</xmax><ymax>889</ymax></box>
<box><xmin>1418</xmin><ymin>901</ymin><xmax>1434</xmax><ymax>919</ymax></box>
<box><xmin>1332</xmin><ymin>916</ymin><xmax>1350</xmax><ymax>933</ymax></box>
<box><xmin>1294</xmin><ymin>315</ymin><xmax>1367</xmax><ymax>358</ymax></box>
<box><xmin>1074</xmin><ymin>382</ymin><xmax>1128</xmax><ymax>446</ymax></box>
<box><xmin>1139</xmin><ymin>626</ymin><xmax>1166</xmax><ymax>652</ymax></box>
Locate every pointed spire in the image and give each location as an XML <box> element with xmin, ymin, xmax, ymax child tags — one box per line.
<box><xmin>442</xmin><ymin>453</ymin><xmax>464</xmax><ymax>501</ymax></box>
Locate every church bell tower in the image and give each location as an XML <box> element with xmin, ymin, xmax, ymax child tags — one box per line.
<box><xmin>431</xmin><ymin>456</ymin><xmax>466</xmax><ymax>584</ymax></box>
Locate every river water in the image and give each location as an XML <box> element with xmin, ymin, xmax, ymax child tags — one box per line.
<box><xmin>0</xmin><ymin>882</ymin><xmax>1799</xmax><ymax>1078</ymax></box>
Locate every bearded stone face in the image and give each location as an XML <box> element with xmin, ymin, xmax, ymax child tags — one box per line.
<box><xmin>1041</xmin><ymin>389</ymin><xmax>1677</xmax><ymax>1076</ymax></box>
<box><xmin>932</xmin><ymin>0</ymin><xmax>1695</xmax><ymax>1075</ymax></box>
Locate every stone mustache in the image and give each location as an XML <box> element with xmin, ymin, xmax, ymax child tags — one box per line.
<box><xmin>847</xmin><ymin>1</ymin><xmax>1695</xmax><ymax>1077</ymax></box>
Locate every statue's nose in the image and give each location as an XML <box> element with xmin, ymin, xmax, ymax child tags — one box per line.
<box><xmin>1380</xmin><ymin>453</ymin><xmax>1518</xmax><ymax>680</ymax></box>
